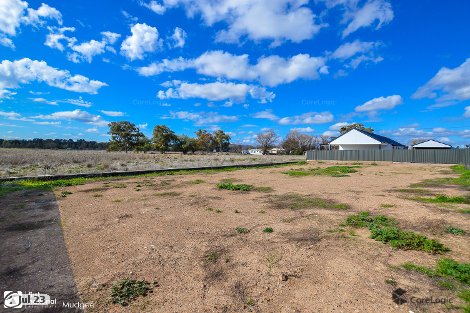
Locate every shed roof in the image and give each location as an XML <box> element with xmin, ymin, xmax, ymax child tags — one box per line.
<box><xmin>412</xmin><ymin>139</ymin><xmax>452</xmax><ymax>148</ymax></box>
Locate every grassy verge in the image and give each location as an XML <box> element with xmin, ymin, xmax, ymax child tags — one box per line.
<box><xmin>0</xmin><ymin>162</ymin><xmax>304</xmax><ymax>198</ymax></box>
<box><xmin>402</xmin><ymin>259</ymin><xmax>469</xmax><ymax>311</ymax></box>
<box><xmin>283</xmin><ymin>165</ymin><xmax>360</xmax><ymax>177</ymax></box>
<box><xmin>343</xmin><ymin>212</ymin><xmax>449</xmax><ymax>253</ymax></box>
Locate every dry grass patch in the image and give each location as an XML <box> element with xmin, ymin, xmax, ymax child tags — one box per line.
<box><xmin>268</xmin><ymin>193</ymin><xmax>350</xmax><ymax>210</ymax></box>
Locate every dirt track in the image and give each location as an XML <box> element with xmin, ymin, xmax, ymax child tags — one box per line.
<box><xmin>53</xmin><ymin>161</ymin><xmax>469</xmax><ymax>312</ymax></box>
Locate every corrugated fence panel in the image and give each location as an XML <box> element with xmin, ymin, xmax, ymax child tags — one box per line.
<box><xmin>307</xmin><ymin>149</ymin><xmax>470</xmax><ymax>166</ymax></box>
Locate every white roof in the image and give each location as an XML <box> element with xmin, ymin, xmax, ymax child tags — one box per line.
<box><xmin>412</xmin><ymin>140</ymin><xmax>451</xmax><ymax>148</ymax></box>
<box><xmin>330</xmin><ymin>129</ymin><xmax>380</xmax><ymax>145</ymax></box>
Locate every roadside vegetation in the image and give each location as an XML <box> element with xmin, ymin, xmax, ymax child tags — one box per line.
<box><xmin>343</xmin><ymin>212</ymin><xmax>448</xmax><ymax>253</ymax></box>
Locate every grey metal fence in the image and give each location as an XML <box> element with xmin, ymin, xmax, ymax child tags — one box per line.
<box><xmin>306</xmin><ymin>149</ymin><xmax>470</xmax><ymax>168</ymax></box>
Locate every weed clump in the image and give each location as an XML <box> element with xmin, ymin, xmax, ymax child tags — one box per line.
<box><xmin>217</xmin><ymin>183</ymin><xmax>253</xmax><ymax>191</ymax></box>
<box><xmin>111</xmin><ymin>279</ymin><xmax>155</xmax><ymax>306</ymax></box>
<box><xmin>344</xmin><ymin>212</ymin><xmax>448</xmax><ymax>254</ymax></box>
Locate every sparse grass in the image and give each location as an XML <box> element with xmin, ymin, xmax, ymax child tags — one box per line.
<box><xmin>155</xmin><ymin>191</ymin><xmax>181</xmax><ymax>197</ymax></box>
<box><xmin>189</xmin><ymin>179</ymin><xmax>205</xmax><ymax>184</ymax></box>
<box><xmin>445</xmin><ymin>226</ymin><xmax>466</xmax><ymax>235</ymax></box>
<box><xmin>204</xmin><ymin>251</ymin><xmax>220</xmax><ymax>263</ymax></box>
<box><xmin>0</xmin><ymin>161</ymin><xmax>303</xmax><ymax>198</ymax></box>
<box><xmin>234</xmin><ymin>209</ymin><xmax>240</xmax><ymax>213</ymax></box>
<box><xmin>60</xmin><ymin>191</ymin><xmax>72</xmax><ymax>197</ymax></box>
<box><xmin>283</xmin><ymin>165</ymin><xmax>360</xmax><ymax>177</ymax></box>
<box><xmin>217</xmin><ymin>182</ymin><xmax>253</xmax><ymax>191</ymax></box>
<box><xmin>414</xmin><ymin>194</ymin><xmax>470</xmax><ymax>204</ymax></box>
<box><xmin>215</xmin><ymin>209</ymin><xmax>222</xmax><ymax>213</ymax></box>
<box><xmin>254</xmin><ymin>186</ymin><xmax>274</xmax><ymax>193</ymax></box>
<box><xmin>344</xmin><ymin>212</ymin><xmax>448</xmax><ymax>254</ymax></box>
<box><xmin>246</xmin><ymin>298</ymin><xmax>255</xmax><ymax>306</ymax></box>
<box><xmin>459</xmin><ymin>209</ymin><xmax>470</xmax><ymax>214</ymax></box>
<box><xmin>396</xmin><ymin>188</ymin><xmax>435</xmax><ymax>196</ymax></box>
<box><xmin>110</xmin><ymin>183</ymin><xmax>127</xmax><ymax>188</ymax></box>
<box><xmin>269</xmin><ymin>193</ymin><xmax>350</xmax><ymax>210</ymax></box>
<box><xmin>385</xmin><ymin>278</ymin><xmax>397</xmax><ymax>286</ymax></box>
<box><xmin>380</xmin><ymin>203</ymin><xmax>395</xmax><ymax>208</ymax></box>
<box><xmin>410</xmin><ymin>165</ymin><xmax>470</xmax><ymax>190</ymax></box>
<box><xmin>110</xmin><ymin>279</ymin><xmax>155</xmax><ymax>306</ymax></box>
<box><xmin>263</xmin><ymin>227</ymin><xmax>273</xmax><ymax>233</ymax></box>
<box><xmin>235</xmin><ymin>227</ymin><xmax>249</xmax><ymax>234</ymax></box>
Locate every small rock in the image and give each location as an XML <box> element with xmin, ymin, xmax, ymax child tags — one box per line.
<box><xmin>281</xmin><ymin>273</ymin><xmax>288</xmax><ymax>281</ymax></box>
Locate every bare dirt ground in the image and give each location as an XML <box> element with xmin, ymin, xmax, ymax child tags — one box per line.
<box><xmin>0</xmin><ymin>148</ymin><xmax>303</xmax><ymax>178</ymax></box>
<box><xmin>55</xmin><ymin>161</ymin><xmax>469</xmax><ymax>312</ymax></box>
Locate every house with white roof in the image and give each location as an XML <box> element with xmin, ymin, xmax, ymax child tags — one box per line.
<box><xmin>329</xmin><ymin>129</ymin><xmax>406</xmax><ymax>150</ymax></box>
<box><xmin>411</xmin><ymin>139</ymin><xmax>452</xmax><ymax>149</ymax></box>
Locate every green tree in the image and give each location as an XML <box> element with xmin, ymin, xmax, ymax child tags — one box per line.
<box><xmin>107</xmin><ymin>121</ymin><xmax>145</xmax><ymax>153</ymax></box>
<box><xmin>339</xmin><ymin>123</ymin><xmax>374</xmax><ymax>135</ymax></box>
<box><xmin>212</xmin><ymin>130</ymin><xmax>231</xmax><ymax>152</ymax></box>
<box><xmin>195</xmin><ymin>129</ymin><xmax>213</xmax><ymax>152</ymax></box>
<box><xmin>175</xmin><ymin>135</ymin><xmax>197</xmax><ymax>154</ymax></box>
<box><xmin>152</xmin><ymin>125</ymin><xmax>177</xmax><ymax>153</ymax></box>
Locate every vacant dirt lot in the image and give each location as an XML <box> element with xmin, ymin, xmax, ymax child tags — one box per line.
<box><xmin>56</xmin><ymin>161</ymin><xmax>469</xmax><ymax>312</ymax></box>
<box><xmin>0</xmin><ymin>148</ymin><xmax>303</xmax><ymax>178</ymax></box>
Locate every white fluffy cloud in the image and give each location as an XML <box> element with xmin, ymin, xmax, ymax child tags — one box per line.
<box><xmin>166</xmin><ymin>111</ymin><xmax>238</xmax><ymax>125</ymax></box>
<box><xmin>278</xmin><ymin>112</ymin><xmax>334</xmax><ymax>125</ymax></box>
<box><xmin>465</xmin><ymin>106</ymin><xmax>470</xmax><ymax>118</ymax></box>
<box><xmin>44</xmin><ymin>26</ymin><xmax>76</xmax><ymax>51</ymax></box>
<box><xmin>413</xmin><ymin>58</ymin><xmax>470</xmax><ymax>102</ymax></box>
<box><xmin>140</xmin><ymin>0</ymin><xmax>166</xmax><ymax>14</ymax></box>
<box><xmin>332</xmin><ymin>40</ymin><xmax>381</xmax><ymax>60</ymax></box>
<box><xmin>157</xmin><ymin>81</ymin><xmax>275</xmax><ymax>103</ymax></box>
<box><xmin>170</xmin><ymin>27</ymin><xmax>187</xmax><ymax>48</ymax></box>
<box><xmin>252</xmin><ymin>109</ymin><xmax>279</xmax><ymax>121</ymax></box>
<box><xmin>145</xmin><ymin>0</ymin><xmax>323</xmax><ymax>45</ymax></box>
<box><xmin>100</xmin><ymin>110</ymin><xmax>125</xmax><ymax>117</ymax></box>
<box><xmin>328</xmin><ymin>122</ymin><xmax>350</xmax><ymax>130</ymax></box>
<box><xmin>355</xmin><ymin>95</ymin><xmax>402</xmax><ymax>112</ymax></box>
<box><xmin>291</xmin><ymin>127</ymin><xmax>315</xmax><ymax>133</ymax></box>
<box><xmin>121</xmin><ymin>23</ymin><xmax>160</xmax><ymax>61</ymax></box>
<box><xmin>0</xmin><ymin>0</ymin><xmax>62</xmax><ymax>48</ymax></box>
<box><xmin>45</xmin><ymin>28</ymin><xmax>121</xmax><ymax>63</ymax></box>
<box><xmin>138</xmin><ymin>51</ymin><xmax>327</xmax><ymax>87</ymax></box>
<box><xmin>34</xmin><ymin>109</ymin><xmax>109</xmax><ymax>126</ymax></box>
<box><xmin>341</xmin><ymin>0</ymin><xmax>394</xmax><ymax>38</ymax></box>
<box><xmin>0</xmin><ymin>58</ymin><xmax>108</xmax><ymax>97</ymax></box>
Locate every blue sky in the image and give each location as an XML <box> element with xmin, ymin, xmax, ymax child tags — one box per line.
<box><xmin>0</xmin><ymin>0</ymin><xmax>469</xmax><ymax>146</ymax></box>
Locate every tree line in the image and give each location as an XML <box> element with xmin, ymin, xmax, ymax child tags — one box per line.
<box><xmin>0</xmin><ymin>138</ymin><xmax>108</xmax><ymax>150</ymax></box>
<box><xmin>107</xmin><ymin>121</ymin><xmax>231</xmax><ymax>153</ymax></box>
<box><xmin>0</xmin><ymin>121</ymin><xmax>374</xmax><ymax>154</ymax></box>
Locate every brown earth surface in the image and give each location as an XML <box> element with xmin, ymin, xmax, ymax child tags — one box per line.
<box><xmin>55</xmin><ymin>161</ymin><xmax>470</xmax><ymax>312</ymax></box>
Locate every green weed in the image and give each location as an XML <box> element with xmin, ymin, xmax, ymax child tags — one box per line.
<box><xmin>110</xmin><ymin>279</ymin><xmax>155</xmax><ymax>306</ymax></box>
<box><xmin>216</xmin><ymin>182</ymin><xmax>253</xmax><ymax>191</ymax></box>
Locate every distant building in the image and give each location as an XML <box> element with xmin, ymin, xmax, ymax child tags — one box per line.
<box><xmin>411</xmin><ymin>140</ymin><xmax>452</xmax><ymax>149</ymax></box>
<box><xmin>329</xmin><ymin>129</ymin><xmax>405</xmax><ymax>150</ymax></box>
<box><xmin>248</xmin><ymin>149</ymin><xmax>263</xmax><ymax>155</ymax></box>
<box><xmin>269</xmin><ymin>148</ymin><xmax>285</xmax><ymax>155</ymax></box>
